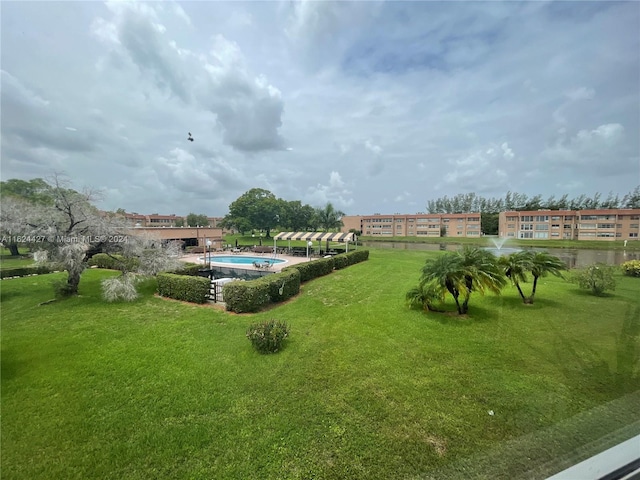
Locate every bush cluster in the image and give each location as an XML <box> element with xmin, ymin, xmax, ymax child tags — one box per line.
<box><xmin>224</xmin><ymin>269</ymin><xmax>301</xmax><ymax>313</ymax></box>
<box><xmin>157</xmin><ymin>273</ymin><xmax>210</xmax><ymax>303</ymax></box>
<box><xmin>621</xmin><ymin>260</ymin><xmax>640</xmax><ymax>277</ymax></box>
<box><xmin>246</xmin><ymin>319</ymin><xmax>289</xmax><ymax>354</ymax></box>
<box><xmin>88</xmin><ymin>253</ymin><xmax>140</xmax><ymax>272</ymax></box>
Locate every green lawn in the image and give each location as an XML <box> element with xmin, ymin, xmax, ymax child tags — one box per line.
<box><xmin>1</xmin><ymin>248</ymin><xmax>639</xmax><ymax>479</ymax></box>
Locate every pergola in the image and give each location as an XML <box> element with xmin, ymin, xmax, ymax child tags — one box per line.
<box><xmin>274</xmin><ymin>232</ymin><xmax>357</xmax><ymax>254</ymax></box>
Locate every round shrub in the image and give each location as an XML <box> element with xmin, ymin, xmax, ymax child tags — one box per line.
<box><xmin>621</xmin><ymin>260</ymin><xmax>640</xmax><ymax>277</ymax></box>
<box><xmin>246</xmin><ymin>320</ymin><xmax>289</xmax><ymax>354</ymax></box>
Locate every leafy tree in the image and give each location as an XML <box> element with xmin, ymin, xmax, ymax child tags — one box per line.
<box><xmin>185</xmin><ymin>213</ymin><xmax>209</xmax><ymax>227</ymax></box>
<box><xmin>481</xmin><ymin>212</ymin><xmax>499</xmax><ymax>235</ymax></box>
<box><xmin>571</xmin><ymin>263</ymin><xmax>617</xmax><ymax>296</ymax></box>
<box><xmin>174</xmin><ymin>217</ymin><xmax>184</xmax><ymax>227</ymax></box>
<box><xmin>315</xmin><ymin>203</ymin><xmax>345</xmax><ymax>231</ymax></box>
<box><xmin>224</xmin><ymin>188</ymin><xmax>281</xmax><ymax>238</ymax></box>
<box><xmin>280</xmin><ymin>200</ymin><xmax>315</xmax><ymax>231</ymax></box>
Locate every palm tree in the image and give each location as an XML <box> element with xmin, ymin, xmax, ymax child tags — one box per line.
<box><xmin>405</xmin><ymin>282</ymin><xmax>445</xmax><ymax>312</ymax></box>
<box><xmin>498</xmin><ymin>250</ymin><xmax>534</xmax><ymax>303</ymax></box>
<box><xmin>458</xmin><ymin>247</ymin><xmax>507</xmax><ymax>314</ymax></box>
<box><xmin>528</xmin><ymin>252</ymin><xmax>567</xmax><ymax>304</ymax></box>
<box><xmin>420</xmin><ymin>247</ymin><xmax>506</xmax><ymax>315</ymax></box>
<box><xmin>315</xmin><ymin>203</ymin><xmax>345</xmax><ymax>231</ymax></box>
<box><xmin>420</xmin><ymin>253</ymin><xmax>466</xmax><ymax>314</ymax></box>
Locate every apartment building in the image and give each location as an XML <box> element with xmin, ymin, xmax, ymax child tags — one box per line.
<box><xmin>499</xmin><ymin>209</ymin><xmax>640</xmax><ymax>241</ymax></box>
<box><xmin>342</xmin><ymin>213</ymin><xmax>482</xmax><ymax>238</ymax></box>
<box><xmin>123</xmin><ymin>213</ymin><xmax>223</xmax><ymax>228</ymax></box>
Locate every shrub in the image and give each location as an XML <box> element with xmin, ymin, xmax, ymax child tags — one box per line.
<box><xmin>246</xmin><ymin>320</ymin><xmax>289</xmax><ymax>354</ymax></box>
<box><xmin>88</xmin><ymin>253</ymin><xmax>139</xmax><ymax>272</ymax></box>
<box><xmin>157</xmin><ymin>273</ymin><xmax>210</xmax><ymax>303</ymax></box>
<box><xmin>102</xmin><ymin>273</ymin><xmax>139</xmax><ymax>302</ymax></box>
<box><xmin>621</xmin><ymin>260</ymin><xmax>640</xmax><ymax>277</ymax></box>
<box><xmin>170</xmin><ymin>262</ymin><xmax>202</xmax><ymax>276</ymax></box>
<box><xmin>0</xmin><ymin>264</ymin><xmax>61</xmax><ymax>279</ymax></box>
<box><xmin>570</xmin><ymin>263</ymin><xmax>617</xmax><ymax>296</ymax></box>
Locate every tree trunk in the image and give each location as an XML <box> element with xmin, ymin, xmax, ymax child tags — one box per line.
<box><xmin>529</xmin><ymin>276</ymin><xmax>539</xmax><ymax>304</ymax></box>
<box><xmin>7</xmin><ymin>243</ymin><xmax>20</xmax><ymax>256</ymax></box>
<box><xmin>515</xmin><ymin>282</ymin><xmax>527</xmax><ymax>303</ymax></box>
<box><xmin>453</xmin><ymin>294</ymin><xmax>463</xmax><ymax>314</ymax></box>
<box><xmin>66</xmin><ymin>269</ymin><xmax>81</xmax><ymax>296</ymax></box>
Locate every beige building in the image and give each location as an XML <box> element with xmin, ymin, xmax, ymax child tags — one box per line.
<box><xmin>499</xmin><ymin>209</ymin><xmax>640</xmax><ymax>241</ymax></box>
<box><xmin>342</xmin><ymin>213</ymin><xmax>482</xmax><ymax>238</ymax></box>
<box><xmin>123</xmin><ymin>213</ymin><xmax>224</xmax><ymax>229</ymax></box>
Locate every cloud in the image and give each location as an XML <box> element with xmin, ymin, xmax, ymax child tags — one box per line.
<box><xmin>305</xmin><ymin>171</ymin><xmax>354</xmax><ymax>208</ymax></box>
<box><xmin>91</xmin><ymin>3</ymin><xmax>285</xmax><ymax>152</ymax></box>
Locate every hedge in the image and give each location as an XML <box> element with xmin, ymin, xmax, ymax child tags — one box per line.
<box><xmin>224</xmin><ymin>250</ymin><xmax>369</xmax><ymax>313</ymax></box>
<box><xmin>224</xmin><ymin>269</ymin><xmax>301</xmax><ymax>313</ymax></box>
<box><xmin>0</xmin><ymin>264</ymin><xmax>63</xmax><ymax>279</ymax></box>
<box><xmin>88</xmin><ymin>253</ymin><xmax>140</xmax><ymax>272</ymax></box>
<box><xmin>170</xmin><ymin>262</ymin><xmax>202</xmax><ymax>276</ymax></box>
<box><xmin>156</xmin><ymin>273</ymin><xmax>210</xmax><ymax>304</ymax></box>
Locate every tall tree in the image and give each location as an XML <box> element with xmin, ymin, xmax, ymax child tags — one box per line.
<box><xmin>224</xmin><ymin>188</ymin><xmax>281</xmax><ymax>238</ymax></box>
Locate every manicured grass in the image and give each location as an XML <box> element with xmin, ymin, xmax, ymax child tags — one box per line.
<box><xmin>1</xmin><ymin>249</ymin><xmax>639</xmax><ymax>479</ymax></box>
<box><xmin>0</xmin><ymin>251</ymin><xmax>34</xmax><ymax>271</ymax></box>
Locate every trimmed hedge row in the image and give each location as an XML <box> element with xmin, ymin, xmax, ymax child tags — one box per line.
<box><xmin>224</xmin><ymin>250</ymin><xmax>369</xmax><ymax>313</ymax></box>
<box><xmin>88</xmin><ymin>253</ymin><xmax>140</xmax><ymax>272</ymax></box>
<box><xmin>224</xmin><ymin>268</ymin><xmax>301</xmax><ymax>313</ymax></box>
<box><xmin>0</xmin><ymin>264</ymin><xmax>63</xmax><ymax>279</ymax></box>
<box><xmin>170</xmin><ymin>262</ymin><xmax>203</xmax><ymax>276</ymax></box>
<box><xmin>157</xmin><ymin>273</ymin><xmax>210</xmax><ymax>304</ymax></box>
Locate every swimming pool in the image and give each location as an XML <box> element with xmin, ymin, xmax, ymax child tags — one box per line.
<box><xmin>202</xmin><ymin>255</ymin><xmax>287</xmax><ymax>265</ymax></box>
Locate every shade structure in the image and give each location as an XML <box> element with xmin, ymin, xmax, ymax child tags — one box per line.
<box><xmin>274</xmin><ymin>232</ymin><xmax>356</xmax><ymax>243</ymax></box>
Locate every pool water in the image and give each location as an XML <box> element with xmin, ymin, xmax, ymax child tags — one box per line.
<box><xmin>202</xmin><ymin>255</ymin><xmax>286</xmax><ymax>265</ymax></box>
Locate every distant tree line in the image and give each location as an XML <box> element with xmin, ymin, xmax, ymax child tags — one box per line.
<box><xmin>425</xmin><ymin>186</ymin><xmax>639</xmax><ymax>236</ymax></box>
<box><xmin>426</xmin><ymin>186</ymin><xmax>640</xmax><ymax>215</ymax></box>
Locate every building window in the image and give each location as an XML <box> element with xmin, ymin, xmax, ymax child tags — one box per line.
<box><xmin>551</xmin><ymin>216</ymin><xmax>561</xmax><ymax>221</ymax></box>
<box><xmin>534</xmin><ymin>232</ymin><xmax>548</xmax><ymax>239</ymax></box>
<box><xmin>597</xmin><ymin>224</ymin><xmax>615</xmax><ymax>229</ymax></box>
<box><xmin>581</xmin><ymin>215</ymin><xmax>597</xmax><ymax>220</ymax></box>
<box><xmin>552</xmin><ymin>224</ymin><xmax>560</xmax><ymax>229</ymax></box>
<box><xmin>519</xmin><ymin>232</ymin><xmax>533</xmax><ymax>239</ymax></box>
<box><xmin>630</xmin><ymin>233</ymin><xmax>639</xmax><ymax>238</ymax></box>
<box><xmin>535</xmin><ymin>224</ymin><xmax>549</xmax><ymax>231</ymax></box>
<box><xmin>579</xmin><ymin>223</ymin><xmax>596</xmax><ymax>229</ymax></box>
<box><xmin>535</xmin><ymin>216</ymin><xmax>549</xmax><ymax>222</ymax></box>
<box><xmin>507</xmin><ymin>232</ymin><xmax>515</xmax><ymax>237</ymax></box>
<box><xmin>521</xmin><ymin>216</ymin><xmax>534</xmax><ymax>222</ymax></box>
<box><xmin>564</xmin><ymin>216</ymin><xmax>574</xmax><ymax>220</ymax></box>
<box><xmin>597</xmin><ymin>233</ymin><xmax>615</xmax><ymax>238</ymax></box>
<box><xmin>507</xmin><ymin>224</ymin><xmax>515</xmax><ymax>228</ymax></box>
<box><xmin>521</xmin><ymin>224</ymin><xmax>533</xmax><ymax>231</ymax></box>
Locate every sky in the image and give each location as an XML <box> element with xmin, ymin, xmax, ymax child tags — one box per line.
<box><xmin>1</xmin><ymin>1</ymin><xmax>639</xmax><ymax>217</ymax></box>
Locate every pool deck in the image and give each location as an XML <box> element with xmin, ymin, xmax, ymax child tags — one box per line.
<box><xmin>179</xmin><ymin>251</ymin><xmax>314</xmax><ymax>273</ymax></box>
